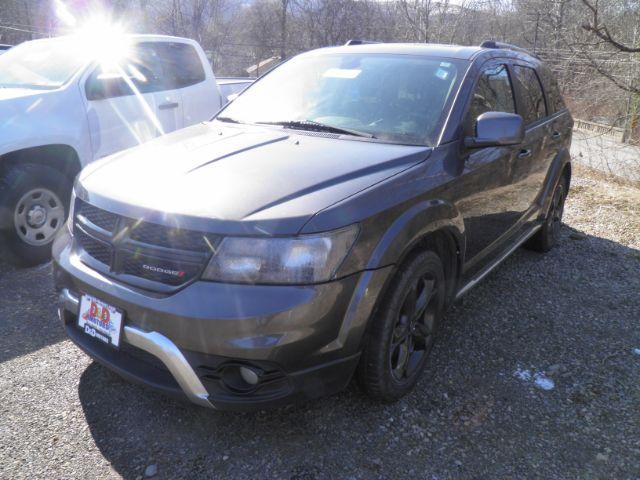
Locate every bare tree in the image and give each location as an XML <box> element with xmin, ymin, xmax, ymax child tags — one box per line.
<box><xmin>280</xmin><ymin>0</ymin><xmax>290</xmax><ymax>60</ymax></box>
<box><xmin>569</xmin><ymin>0</ymin><xmax>640</xmax><ymax>140</ymax></box>
<box><xmin>581</xmin><ymin>0</ymin><xmax>640</xmax><ymax>54</ymax></box>
<box><xmin>397</xmin><ymin>0</ymin><xmax>435</xmax><ymax>42</ymax></box>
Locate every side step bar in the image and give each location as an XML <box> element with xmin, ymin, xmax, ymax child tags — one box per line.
<box><xmin>455</xmin><ymin>223</ymin><xmax>542</xmax><ymax>300</ymax></box>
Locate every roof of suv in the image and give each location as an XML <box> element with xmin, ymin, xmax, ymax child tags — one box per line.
<box><xmin>305</xmin><ymin>42</ymin><xmax>536</xmax><ymax>62</ymax></box>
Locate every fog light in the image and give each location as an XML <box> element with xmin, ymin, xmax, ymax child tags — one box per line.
<box><xmin>239</xmin><ymin>366</ymin><xmax>259</xmax><ymax>385</ymax></box>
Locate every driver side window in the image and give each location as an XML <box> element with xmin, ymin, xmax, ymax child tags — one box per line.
<box><xmin>466</xmin><ymin>64</ymin><xmax>516</xmax><ymax>135</ymax></box>
<box><xmin>85</xmin><ymin>43</ymin><xmax>165</xmax><ymax>101</ymax></box>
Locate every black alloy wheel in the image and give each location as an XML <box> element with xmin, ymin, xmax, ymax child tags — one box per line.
<box><xmin>358</xmin><ymin>250</ymin><xmax>446</xmax><ymax>402</ymax></box>
<box><xmin>389</xmin><ymin>275</ymin><xmax>439</xmax><ymax>383</ymax></box>
<box><xmin>546</xmin><ymin>182</ymin><xmax>566</xmax><ymax>245</ymax></box>
<box><xmin>526</xmin><ymin>180</ymin><xmax>567</xmax><ymax>252</ymax></box>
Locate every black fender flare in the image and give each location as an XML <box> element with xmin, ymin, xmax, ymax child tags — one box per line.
<box><xmin>365</xmin><ymin>199</ymin><xmax>464</xmax><ymax>271</ymax></box>
<box><xmin>328</xmin><ymin>200</ymin><xmax>464</xmax><ymax>356</ymax></box>
<box><xmin>537</xmin><ymin>147</ymin><xmax>571</xmax><ymax>218</ymax></box>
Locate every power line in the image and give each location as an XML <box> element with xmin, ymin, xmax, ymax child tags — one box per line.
<box><xmin>0</xmin><ymin>24</ymin><xmax>47</xmax><ymax>36</ymax></box>
<box><xmin>0</xmin><ymin>20</ymin><xmax>46</xmax><ymax>29</ymax></box>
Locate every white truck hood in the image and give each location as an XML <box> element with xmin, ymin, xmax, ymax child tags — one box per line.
<box><xmin>0</xmin><ymin>87</ymin><xmax>87</xmax><ymax>157</ymax></box>
<box><xmin>0</xmin><ymin>87</ymin><xmax>47</xmax><ymax>101</ymax></box>
<box><xmin>0</xmin><ymin>89</ymin><xmax>56</xmax><ymax>152</ymax></box>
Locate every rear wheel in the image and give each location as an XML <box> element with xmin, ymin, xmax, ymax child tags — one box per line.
<box><xmin>525</xmin><ymin>180</ymin><xmax>566</xmax><ymax>253</ymax></box>
<box><xmin>0</xmin><ymin>164</ymin><xmax>72</xmax><ymax>266</ymax></box>
<box><xmin>358</xmin><ymin>250</ymin><xmax>446</xmax><ymax>402</ymax></box>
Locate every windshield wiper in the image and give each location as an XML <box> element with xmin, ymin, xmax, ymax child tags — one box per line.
<box><xmin>257</xmin><ymin>120</ymin><xmax>376</xmax><ymax>139</ymax></box>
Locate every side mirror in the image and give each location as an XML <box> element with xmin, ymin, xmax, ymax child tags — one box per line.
<box><xmin>464</xmin><ymin>112</ymin><xmax>524</xmax><ymax>148</ymax></box>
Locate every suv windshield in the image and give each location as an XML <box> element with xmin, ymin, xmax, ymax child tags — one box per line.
<box><xmin>218</xmin><ymin>53</ymin><xmax>466</xmax><ymax>145</ymax></box>
<box><xmin>0</xmin><ymin>38</ymin><xmax>89</xmax><ymax>90</ymax></box>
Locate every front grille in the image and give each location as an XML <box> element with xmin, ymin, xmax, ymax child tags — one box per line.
<box><xmin>73</xmin><ymin>201</ymin><xmax>217</xmax><ymax>290</ymax></box>
<box><xmin>129</xmin><ymin>221</ymin><xmax>215</xmax><ymax>253</ymax></box>
<box><xmin>75</xmin><ymin>227</ymin><xmax>112</xmax><ymax>265</ymax></box>
<box><xmin>77</xmin><ymin>200</ymin><xmax>118</xmax><ymax>232</ymax></box>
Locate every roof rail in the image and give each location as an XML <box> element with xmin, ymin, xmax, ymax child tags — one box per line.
<box><xmin>344</xmin><ymin>39</ymin><xmax>379</xmax><ymax>46</ymax></box>
<box><xmin>480</xmin><ymin>40</ymin><xmax>539</xmax><ymax>59</ymax></box>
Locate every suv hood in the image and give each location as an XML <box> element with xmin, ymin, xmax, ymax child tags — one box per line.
<box><xmin>79</xmin><ymin>122</ymin><xmax>431</xmax><ymax>235</ymax></box>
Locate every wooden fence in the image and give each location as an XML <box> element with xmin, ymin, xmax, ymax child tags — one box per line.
<box><xmin>574</xmin><ymin>118</ymin><xmax>625</xmax><ymax>142</ymax></box>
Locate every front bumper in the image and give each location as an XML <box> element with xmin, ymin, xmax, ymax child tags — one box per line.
<box><xmin>53</xmin><ymin>229</ymin><xmax>391</xmax><ymax>410</ymax></box>
<box><xmin>60</xmin><ymin>288</ymin><xmax>211</xmax><ymax>407</ymax></box>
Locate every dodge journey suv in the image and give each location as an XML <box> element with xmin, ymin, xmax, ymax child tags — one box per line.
<box><xmin>53</xmin><ymin>41</ymin><xmax>573</xmax><ymax>410</ymax></box>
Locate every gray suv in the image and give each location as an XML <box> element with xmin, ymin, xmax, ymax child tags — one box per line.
<box><xmin>53</xmin><ymin>41</ymin><xmax>572</xmax><ymax>410</ymax></box>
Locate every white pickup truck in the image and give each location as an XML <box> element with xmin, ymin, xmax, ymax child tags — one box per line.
<box><xmin>0</xmin><ymin>34</ymin><xmax>224</xmax><ymax>265</ymax></box>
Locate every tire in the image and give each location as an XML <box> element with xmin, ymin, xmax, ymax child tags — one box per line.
<box><xmin>0</xmin><ymin>164</ymin><xmax>72</xmax><ymax>266</ymax></box>
<box><xmin>525</xmin><ymin>180</ymin><xmax>566</xmax><ymax>253</ymax></box>
<box><xmin>357</xmin><ymin>250</ymin><xmax>446</xmax><ymax>402</ymax></box>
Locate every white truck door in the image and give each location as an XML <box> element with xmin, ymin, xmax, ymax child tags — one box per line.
<box><xmin>83</xmin><ymin>42</ymin><xmax>184</xmax><ymax>160</ymax></box>
<box><xmin>162</xmin><ymin>42</ymin><xmax>221</xmax><ymax>126</ymax></box>
<box><xmin>144</xmin><ymin>42</ymin><xmax>190</xmax><ymax>134</ymax></box>
<box><xmin>139</xmin><ymin>40</ymin><xmax>222</xmax><ymax>133</ymax></box>
<box><xmin>84</xmin><ymin>65</ymin><xmax>161</xmax><ymax>159</ymax></box>
<box><xmin>155</xmin><ymin>88</ymin><xmax>183</xmax><ymax>133</ymax></box>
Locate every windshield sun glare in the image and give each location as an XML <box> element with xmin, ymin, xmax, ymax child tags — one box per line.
<box><xmin>219</xmin><ymin>54</ymin><xmax>466</xmax><ymax>146</ymax></box>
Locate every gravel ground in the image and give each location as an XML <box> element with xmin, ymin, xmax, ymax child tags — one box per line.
<box><xmin>1</xmin><ymin>167</ymin><xmax>639</xmax><ymax>480</ymax></box>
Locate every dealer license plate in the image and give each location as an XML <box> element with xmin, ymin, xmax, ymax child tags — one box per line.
<box><xmin>78</xmin><ymin>294</ymin><xmax>124</xmax><ymax>348</ymax></box>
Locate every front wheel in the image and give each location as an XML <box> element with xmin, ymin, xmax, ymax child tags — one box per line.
<box><xmin>0</xmin><ymin>164</ymin><xmax>72</xmax><ymax>266</ymax></box>
<box><xmin>357</xmin><ymin>250</ymin><xmax>446</xmax><ymax>402</ymax></box>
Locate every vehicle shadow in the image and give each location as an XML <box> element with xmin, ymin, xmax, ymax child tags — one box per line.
<box><xmin>0</xmin><ymin>258</ymin><xmax>66</xmax><ymax>364</ymax></box>
<box><xmin>76</xmin><ymin>226</ymin><xmax>640</xmax><ymax>479</ymax></box>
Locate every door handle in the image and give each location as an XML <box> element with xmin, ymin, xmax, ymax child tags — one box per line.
<box><xmin>158</xmin><ymin>102</ymin><xmax>179</xmax><ymax>110</ymax></box>
<box><xmin>518</xmin><ymin>149</ymin><xmax>532</xmax><ymax>159</ymax></box>
<box><xmin>551</xmin><ymin>131</ymin><xmax>562</xmax><ymax>140</ymax></box>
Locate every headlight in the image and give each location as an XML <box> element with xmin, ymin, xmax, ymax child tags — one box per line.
<box><xmin>202</xmin><ymin>225</ymin><xmax>358</xmax><ymax>284</ymax></box>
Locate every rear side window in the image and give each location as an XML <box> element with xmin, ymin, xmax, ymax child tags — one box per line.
<box><xmin>152</xmin><ymin>42</ymin><xmax>206</xmax><ymax>89</ymax></box>
<box><xmin>538</xmin><ymin>66</ymin><xmax>566</xmax><ymax>113</ymax></box>
<box><xmin>467</xmin><ymin>64</ymin><xmax>515</xmax><ymax>133</ymax></box>
<box><xmin>513</xmin><ymin>65</ymin><xmax>547</xmax><ymax>124</ymax></box>
<box><xmin>132</xmin><ymin>43</ymin><xmax>168</xmax><ymax>93</ymax></box>
<box><xmin>547</xmin><ymin>77</ymin><xmax>566</xmax><ymax>112</ymax></box>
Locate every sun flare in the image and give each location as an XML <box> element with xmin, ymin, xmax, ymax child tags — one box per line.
<box><xmin>54</xmin><ymin>0</ymin><xmax>132</xmax><ymax>68</ymax></box>
<box><xmin>73</xmin><ymin>17</ymin><xmax>132</xmax><ymax>69</ymax></box>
